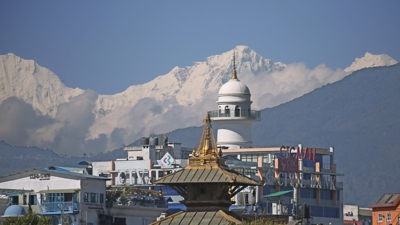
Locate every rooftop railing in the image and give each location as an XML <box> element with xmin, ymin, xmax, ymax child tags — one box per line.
<box><xmin>207</xmin><ymin>110</ymin><xmax>260</xmax><ymax>120</ymax></box>
<box><xmin>110</xmin><ymin>195</ymin><xmax>168</xmax><ymax>208</ymax></box>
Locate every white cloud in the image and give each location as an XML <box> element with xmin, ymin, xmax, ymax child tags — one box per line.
<box><xmin>242</xmin><ymin>63</ymin><xmax>348</xmax><ymax>109</ymax></box>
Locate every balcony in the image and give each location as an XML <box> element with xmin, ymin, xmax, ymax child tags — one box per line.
<box><xmin>40</xmin><ymin>201</ymin><xmax>79</xmax><ymax>215</ymax></box>
<box><xmin>207</xmin><ymin>110</ymin><xmax>260</xmax><ymax>120</ymax></box>
<box><xmin>108</xmin><ymin>195</ymin><xmax>168</xmax><ymax>209</ymax></box>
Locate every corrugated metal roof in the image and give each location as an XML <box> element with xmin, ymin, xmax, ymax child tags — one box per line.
<box><xmin>377</xmin><ymin>193</ymin><xmax>400</xmax><ymax>204</ymax></box>
<box><xmin>154</xmin><ymin>166</ymin><xmax>259</xmax><ymax>186</ymax></box>
<box><xmin>150</xmin><ymin>210</ymin><xmax>242</xmax><ymax>225</ymax></box>
<box><xmin>0</xmin><ymin>188</ymin><xmax>34</xmax><ymax>195</ymax></box>
<box><xmin>0</xmin><ymin>167</ymin><xmax>109</xmax><ymax>181</ymax></box>
<box><xmin>370</xmin><ymin>193</ymin><xmax>400</xmax><ymax>209</ymax></box>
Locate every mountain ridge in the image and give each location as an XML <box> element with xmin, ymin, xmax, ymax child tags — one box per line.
<box><xmin>0</xmin><ymin>47</ymin><xmax>397</xmax><ymax>155</ymax></box>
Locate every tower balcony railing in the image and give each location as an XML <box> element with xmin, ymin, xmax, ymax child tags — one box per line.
<box><xmin>207</xmin><ymin>110</ymin><xmax>260</xmax><ymax>120</ymax></box>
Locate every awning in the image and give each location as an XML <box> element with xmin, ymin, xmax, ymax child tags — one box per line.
<box><xmin>37</xmin><ymin>189</ymin><xmax>80</xmax><ymax>194</ymax></box>
<box><xmin>0</xmin><ymin>188</ymin><xmax>34</xmax><ymax>196</ymax></box>
<box><xmin>263</xmin><ymin>190</ymin><xmax>293</xmax><ymax>198</ymax></box>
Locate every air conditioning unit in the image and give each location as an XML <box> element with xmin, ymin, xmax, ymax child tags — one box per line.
<box><xmin>272</xmin><ymin>203</ymin><xmax>282</xmax><ymax>215</ymax></box>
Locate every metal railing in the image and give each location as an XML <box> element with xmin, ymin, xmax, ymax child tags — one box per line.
<box><xmin>207</xmin><ymin>110</ymin><xmax>260</xmax><ymax>119</ymax></box>
<box><xmin>112</xmin><ymin>196</ymin><xmax>168</xmax><ymax>208</ymax></box>
<box><xmin>40</xmin><ymin>201</ymin><xmax>79</xmax><ymax>214</ymax></box>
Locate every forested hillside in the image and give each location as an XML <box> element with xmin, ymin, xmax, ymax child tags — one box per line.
<box><xmin>0</xmin><ymin>141</ymin><xmax>126</xmax><ymax>176</ymax></box>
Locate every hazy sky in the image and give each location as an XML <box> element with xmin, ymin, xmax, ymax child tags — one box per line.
<box><xmin>1</xmin><ymin>1</ymin><xmax>399</xmax><ymax>94</ymax></box>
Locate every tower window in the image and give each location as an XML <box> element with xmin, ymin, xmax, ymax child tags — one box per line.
<box><xmin>235</xmin><ymin>106</ymin><xmax>240</xmax><ymax>117</ymax></box>
<box><xmin>225</xmin><ymin>106</ymin><xmax>230</xmax><ymax>117</ymax></box>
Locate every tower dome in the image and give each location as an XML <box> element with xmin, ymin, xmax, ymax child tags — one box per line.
<box><xmin>218</xmin><ymin>52</ymin><xmax>251</xmax><ymax>104</ymax></box>
<box><xmin>2</xmin><ymin>205</ymin><xmax>26</xmax><ymax>217</ymax></box>
<box><xmin>218</xmin><ymin>79</ymin><xmax>250</xmax><ymax>96</ymax></box>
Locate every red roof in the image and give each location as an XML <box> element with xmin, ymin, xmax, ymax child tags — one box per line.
<box><xmin>370</xmin><ymin>193</ymin><xmax>400</xmax><ymax>209</ymax></box>
<box><xmin>344</xmin><ymin>220</ymin><xmax>360</xmax><ymax>225</ymax></box>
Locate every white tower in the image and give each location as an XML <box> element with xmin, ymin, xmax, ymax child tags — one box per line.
<box><xmin>208</xmin><ymin>53</ymin><xmax>260</xmax><ymax>149</ymax></box>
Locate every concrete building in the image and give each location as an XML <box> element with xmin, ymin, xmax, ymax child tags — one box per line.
<box><xmin>0</xmin><ymin>166</ymin><xmax>168</xmax><ymax>225</ymax></box>
<box><xmin>89</xmin><ymin>137</ymin><xmax>194</xmax><ymax>214</ymax></box>
<box><xmin>343</xmin><ymin>204</ymin><xmax>372</xmax><ymax>225</ymax></box>
<box><xmin>370</xmin><ymin>193</ymin><xmax>400</xmax><ymax>225</ymax></box>
<box><xmin>0</xmin><ymin>166</ymin><xmax>108</xmax><ymax>224</ymax></box>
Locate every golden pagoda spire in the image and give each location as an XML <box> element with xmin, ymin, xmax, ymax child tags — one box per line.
<box><xmin>231</xmin><ymin>52</ymin><xmax>237</xmax><ymax>80</ymax></box>
<box><xmin>189</xmin><ymin>113</ymin><xmax>225</xmax><ymax>166</ymax></box>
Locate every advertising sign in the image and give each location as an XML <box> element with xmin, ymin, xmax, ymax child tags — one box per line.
<box><xmin>277</xmin><ymin>158</ymin><xmax>298</xmax><ymax>172</ymax></box>
<box><xmin>160</xmin><ymin>152</ymin><xmax>174</xmax><ymax>168</ymax></box>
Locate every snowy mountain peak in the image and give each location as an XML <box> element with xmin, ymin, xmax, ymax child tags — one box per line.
<box><xmin>0</xmin><ymin>53</ymin><xmax>85</xmax><ymax>116</ymax></box>
<box><xmin>345</xmin><ymin>52</ymin><xmax>398</xmax><ymax>73</ymax></box>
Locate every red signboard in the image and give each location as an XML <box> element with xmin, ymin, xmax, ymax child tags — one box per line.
<box><xmin>279</xmin><ymin>146</ymin><xmax>316</xmax><ymax>161</ymax></box>
<box><xmin>277</xmin><ymin>158</ymin><xmax>298</xmax><ymax>172</ymax></box>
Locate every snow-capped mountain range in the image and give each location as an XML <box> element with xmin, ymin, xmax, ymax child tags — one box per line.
<box><xmin>0</xmin><ymin>46</ymin><xmax>397</xmax><ymax>155</ymax></box>
<box><xmin>344</xmin><ymin>52</ymin><xmax>398</xmax><ymax>73</ymax></box>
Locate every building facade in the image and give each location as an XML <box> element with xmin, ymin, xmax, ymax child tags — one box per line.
<box><xmin>0</xmin><ymin>166</ymin><xmax>108</xmax><ymax>225</ymax></box>
<box><xmin>370</xmin><ymin>193</ymin><xmax>400</xmax><ymax>225</ymax></box>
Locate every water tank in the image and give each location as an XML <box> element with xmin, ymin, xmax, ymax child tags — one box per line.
<box><xmin>141</xmin><ymin>137</ymin><xmax>149</xmax><ymax>145</ymax></box>
<box><xmin>159</xmin><ymin>136</ymin><xmax>168</xmax><ymax>146</ymax></box>
<box><xmin>149</xmin><ymin>137</ymin><xmax>158</xmax><ymax>146</ymax></box>
<box><xmin>165</xmin><ymin>136</ymin><xmax>168</xmax><ymax>144</ymax></box>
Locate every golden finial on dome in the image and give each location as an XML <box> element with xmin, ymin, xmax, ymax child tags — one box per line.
<box><xmin>231</xmin><ymin>52</ymin><xmax>238</xmax><ymax>80</ymax></box>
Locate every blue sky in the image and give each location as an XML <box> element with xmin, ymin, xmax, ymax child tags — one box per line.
<box><xmin>1</xmin><ymin>1</ymin><xmax>399</xmax><ymax>94</ymax></box>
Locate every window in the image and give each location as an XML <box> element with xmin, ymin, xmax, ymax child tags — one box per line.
<box><xmin>84</xmin><ymin>192</ymin><xmax>89</xmax><ymax>202</ymax></box>
<box><xmin>90</xmin><ymin>193</ymin><xmax>98</xmax><ymax>203</ymax></box>
<box><xmin>114</xmin><ymin>217</ymin><xmax>126</xmax><ymax>224</ymax></box>
<box><xmin>49</xmin><ymin>193</ymin><xmax>64</xmax><ymax>202</ymax></box>
<box><xmin>64</xmin><ymin>193</ymin><xmax>73</xmax><ymax>202</ymax></box>
<box><xmin>11</xmin><ymin>196</ymin><xmax>18</xmax><ymax>204</ymax></box>
<box><xmin>235</xmin><ymin>106</ymin><xmax>240</xmax><ymax>117</ymax></box>
<box><xmin>324</xmin><ymin>207</ymin><xmax>340</xmax><ymax>218</ymax></box>
<box><xmin>378</xmin><ymin>213</ymin><xmax>383</xmax><ymax>222</ymax></box>
<box><xmin>100</xmin><ymin>193</ymin><xmax>104</xmax><ymax>204</ymax></box>
<box><xmin>320</xmin><ymin>189</ymin><xmax>333</xmax><ymax>200</ymax></box>
<box><xmin>300</xmin><ymin>188</ymin><xmax>316</xmax><ymax>199</ymax></box>
<box><xmin>29</xmin><ymin>195</ymin><xmax>37</xmax><ymax>205</ymax></box>
<box><xmin>310</xmin><ymin>206</ymin><xmax>323</xmax><ymax>217</ymax></box>
<box><xmin>387</xmin><ymin>213</ymin><xmax>391</xmax><ymax>222</ymax></box>
<box><xmin>224</xmin><ymin>106</ymin><xmax>230</xmax><ymax>117</ymax></box>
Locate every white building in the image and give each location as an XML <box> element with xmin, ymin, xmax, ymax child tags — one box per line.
<box><xmin>0</xmin><ymin>166</ymin><xmax>168</xmax><ymax>225</ymax></box>
<box><xmin>90</xmin><ymin>137</ymin><xmax>191</xmax><ymax>209</ymax></box>
<box><xmin>0</xmin><ymin>166</ymin><xmax>107</xmax><ymax>225</ymax></box>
